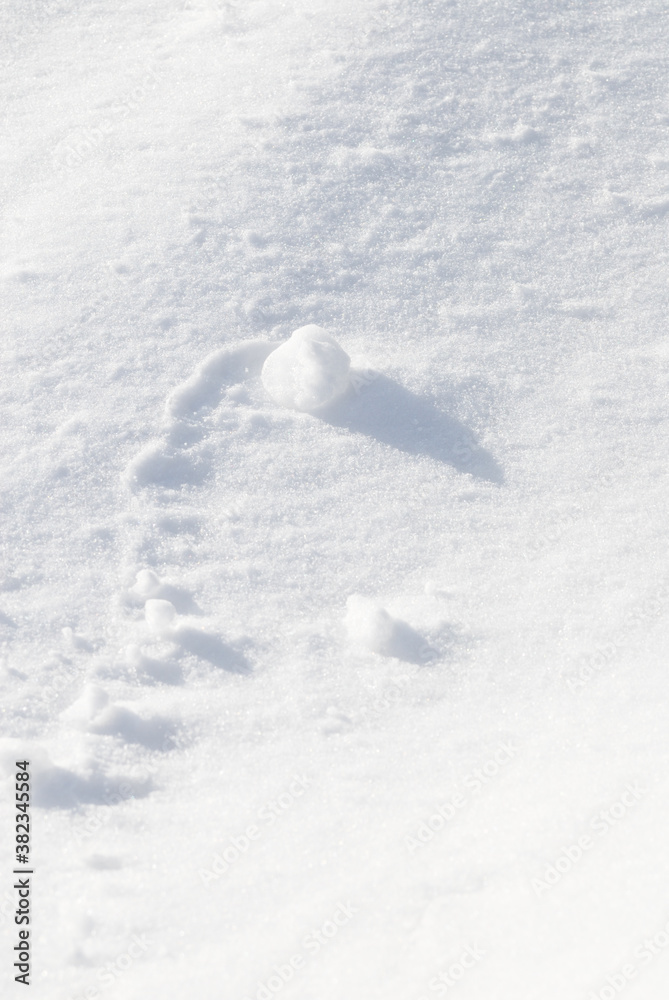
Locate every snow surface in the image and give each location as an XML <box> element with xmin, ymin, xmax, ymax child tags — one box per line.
<box><xmin>1</xmin><ymin>0</ymin><xmax>669</xmax><ymax>998</ymax></box>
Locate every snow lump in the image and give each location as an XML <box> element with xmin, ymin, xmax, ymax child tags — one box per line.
<box><xmin>261</xmin><ymin>325</ymin><xmax>351</xmax><ymax>412</ymax></box>
<box><xmin>344</xmin><ymin>594</ymin><xmax>429</xmax><ymax>663</ymax></box>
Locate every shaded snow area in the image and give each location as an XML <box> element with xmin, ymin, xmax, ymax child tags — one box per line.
<box><xmin>2</xmin><ymin>0</ymin><xmax>669</xmax><ymax>997</ymax></box>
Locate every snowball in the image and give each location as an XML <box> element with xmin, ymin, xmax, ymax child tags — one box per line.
<box><xmin>145</xmin><ymin>599</ymin><xmax>177</xmax><ymax>635</ymax></box>
<box><xmin>60</xmin><ymin>684</ymin><xmax>109</xmax><ymax>726</ymax></box>
<box><xmin>344</xmin><ymin>594</ymin><xmax>429</xmax><ymax>662</ymax></box>
<box><xmin>130</xmin><ymin>569</ymin><xmax>161</xmax><ymax>599</ymax></box>
<box><xmin>345</xmin><ymin>595</ymin><xmax>397</xmax><ymax>654</ymax></box>
<box><xmin>261</xmin><ymin>325</ymin><xmax>350</xmax><ymax>412</ymax></box>
<box><xmin>61</xmin><ymin>626</ymin><xmax>93</xmax><ymax>650</ymax></box>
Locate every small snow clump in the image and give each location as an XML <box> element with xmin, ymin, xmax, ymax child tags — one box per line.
<box><xmin>261</xmin><ymin>325</ymin><xmax>350</xmax><ymax>412</ymax></box>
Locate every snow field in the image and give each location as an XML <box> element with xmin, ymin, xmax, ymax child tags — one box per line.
<box><xmin>1</xmin><ymin>0</ymin><xmax>669</xmax><ymax>998</ymax></box>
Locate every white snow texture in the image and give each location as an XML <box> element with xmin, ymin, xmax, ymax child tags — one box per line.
<box><xmin>2</xmin><ymin>0</ymin><xmax>669</xmax><ymax>998</ymax></box>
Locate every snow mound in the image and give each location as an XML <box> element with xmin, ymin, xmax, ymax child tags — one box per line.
<box><xmin>261</xmin><ymin>325</ymin><xmax>351</xmax><ymax>412</ymax></box>
<box><xmin>128</xmin><ymin>570</ymin><xmax>200</xmax><ymax>614</ymax></box>
<box><xmin>60</xmin><ymin>683</ymin><xmax>110</xmax><ymax>726</ymax></box>
<box><xmin>0</xmin><ymin>739</ymin><xmax>148</xmax><ymax>807</ymax></box>
<box><xmin>344</xmin><ymin>594</ymin><xmax>429</xmax><ymax>663</ymax></box>
<box><xmin>61</xmin><ymin>684</ymin><xmax>175</xmax><ymax>749</ymax></box>
<box><xmin>130</xmin><ymin>569</ymin><xmax>162</xmax><ymax>600</ymax></box>
<box><xmin>145</xmin><ymin>598</ymin><xmax>177</xmax><ymax>636</ymax></box>
<box><xmin>143</xmin><ymin>601</ymin><xmax>249</xmax><ymax>672</ymax></box>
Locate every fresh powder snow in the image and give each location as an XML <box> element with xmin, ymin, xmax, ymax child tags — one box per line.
<box><xmin>1</xmin><ymin>1</ymin><xmax>669</xmax><ymax>998</ymax></box>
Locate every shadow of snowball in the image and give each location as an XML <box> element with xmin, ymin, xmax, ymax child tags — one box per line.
<box><xmin>125</xmin><ymin>644</ymin><xmax>184</xmax><ymax>686</ymax></box>
<box><xmin>61</xmin><ymin>685</ymin><xmax>178</xmax><ymax>750</ymax></box>
<box><xmin>128</xmin><ymin>569</ymin><xmax>202</xmax><ymax>615</ymax></box>
<box><xmin>87</xmin><ymin>705</ymin><xmax>177</xmax><ymax>749</ymax></box>
<box><xmin>321</xmin><ymin>374</ymin><xmax>504</xmax><ymax>484</ymax></box>
<box><xmin>0</xmin><ymin>740</ymin><xmax>151</xmax><ymax>809</ymax></box>
<box><xmin>174</xmin><ymin>625</ymin><xmax>250</xmax><ymax>673</ymax></box>
<box><xmin>124</xmin><ymin>443</ymin><xmax>209</xmax><ymax>490</ymax></box>
<box><xmin>142</xmin><ymin>600</ymin><xmax>250</xmax><ymax>674</ymax></box>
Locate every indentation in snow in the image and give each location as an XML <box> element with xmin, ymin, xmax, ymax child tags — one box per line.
<box><xmin>123</xmin><ymin>442</ymin><xmax>205</xmax><ymax>490</ymax></box>
<box><xmin>172</xmin><ymin>624</ymin><xmax>249</xmax><ymax>673</ymax></box>
<box><xmin>124</xmin><ymin>644</ymin><xmax>184</xmax><ymax>686</ymax></box>
<box><xmin>166</xmin><ymin>340</ymin><xmax>277</xmax><ymax>418</ymax></box>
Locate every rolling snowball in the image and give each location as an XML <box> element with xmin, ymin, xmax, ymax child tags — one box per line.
<box><xmin>145</xmin><ymin>599</ymin><xmax>177</xmax><ymax>636</ymax></box>
<box><xmin>261</xmin><ymin>325</ymin><xmax>350</xmax><ymax>413</ymax></box>
<box><xmin>345</xmin><ymin>595</ymin><xmax>396</xmax><ymax>654</ymax></box>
